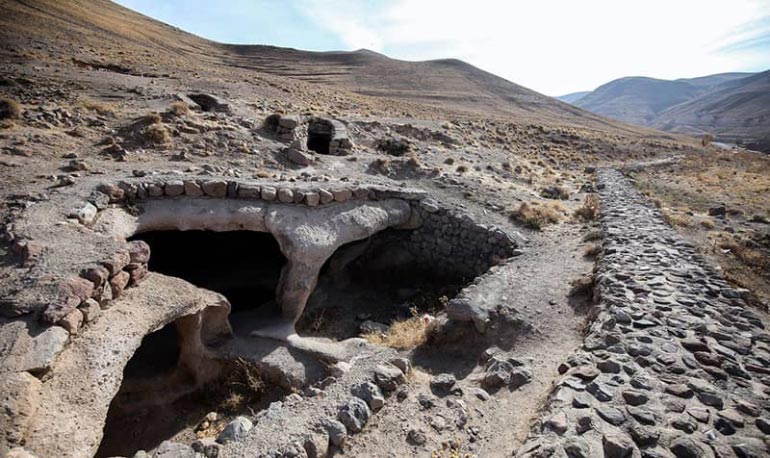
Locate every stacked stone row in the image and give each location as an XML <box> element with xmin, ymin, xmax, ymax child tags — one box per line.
<box><xmin>517</xmin><ymin>169</ymin><xmax>770</xmax><ymax>457</ymax></box>
<box><xmin>406</xmin><ymin>199</ymin><xmax>519</xmax><ymax>278</ymax></box>
<box><xmin>97</xmin><ymin>178</ymin><xmax>426</xmax><ymax>207</ymax></box>
<box><xmin>184</xmin><ymin>358</ymin><xmax>411</xmax><ymax>457</ymax></box>
<box><xmin>41</xmin><ymin>239</ymin><xmax>151</xmax><ymax>335</ymax></box>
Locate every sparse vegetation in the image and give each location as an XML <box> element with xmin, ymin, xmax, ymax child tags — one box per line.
<box><xmin>145</xmin><ymin>122</ymin><xmax>171</xmax><ymax>145</ymax></box>
<box><xmin>541</xmin><ymin>184</ymin><xmax>570</xmax><ymax>200</ymax></box>
<box><xmin>510</xmin><ymin>201</ymin><xmax>566</xmax><ymax>230</ymax></box>
<box><xmin>407</xmin><ymin>150</ymin><xmax>421</xmax><ymax>168</ymax></box>
<box><xmin>362</xmin><ymin>308</ymin><xmax>436</xmax><ymax>350</ymax></box>
<box><xmin>574</xmin><ymin>194</ymin><xmax>600</xmax><ymax>221</ymax></box>
<box><xmin>168</xmin><ymin>101</ymin><xmax>190</xmax><ymax>117</ymax></box>
<box><xmin>76</xmin><ymin>96</ymin><xmax>116</xmax><ymax>116</ymax></box>
<box><xmin>0</xmin><ymin>96</ymin><xmax>21</xmax><ymax>121</ymax></box>
<box><xmin>375</xmin><ymin>136</ymin><xmax>412</xmax><ymax>156</ymax></box>
<box><xmin>584</xmin><ymin>243</ymin><xmax>600</xmax><ymax>258</ymax></box>
<box><xmin>216</xmin><ymin>358</ymin><xmax>266</xmax><ymax>414</ymax></box>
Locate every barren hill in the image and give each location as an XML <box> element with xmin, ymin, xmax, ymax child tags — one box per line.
<box><xmin>564</xmin><ymin>71</ymin><xmax>769</xmax><ymax>149</ymax></box>
<box><xmin>572</xmin><ymin>76</ymin><xmax>706</xmax><ymax>126</ymax></box>
<box><xmin>0</xmin><ymin>0</ymin><xmax>641</xmax><ymax>132</ymax></box>
<box><xmin>653</xmin><ymin>70</ymin><xmax>770</xmax><ymax>151</ymax></box>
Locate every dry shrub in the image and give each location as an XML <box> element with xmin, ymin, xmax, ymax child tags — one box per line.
<box><xmin>145</xmin><ymin>123</ymin><xmax>171</xmax><ymax>145</ymax></box>
<box><xmin>719</xmin><ymin>239</ymin><xmax>770</xmax><ymax>271</ymax></box>
<box><xmin>0</xmin><ymin>96</ymin><xmax>21</xmax><ymax>120</ymax></box>
<box><xmin>584</xmin><ymin>243</ymin><xmax>600</xmax><ymax>258</ymax></box>
<box><xmin>218</xmin><ymin>358</ymin><xmax>265</xmax><ymax>413</ymax></box>
<box><xmin>169</xmin><ymin>101</ymin><xmax>190</xmax><ymax>117</ymax></box>
<box><xmin>510</xmin><ymin>201</ymin><xmax>565</xmax><ymax>230</ymax></box>
<box><xmin>700</xmin><ymin>219</ymin><xmax>715</xmax><ymax>230</ymax></box>
<box><xmin>541</xmin><ymin>184</ymin><xmax>570</xmax><ymax>200</ymax></box>
<box><xmin>444</xmin><ymin>157</ymin><xmax>455</xmax><ymax>165</ymax></box>
<box><xmin>144</xmin><ymin>112</ymin><xmax>162</xmax><ymax>124</ymax></box>
<box><xmin>662</xmin><ymin>209</ymin><xmax>692</xmax><ymax>227</ymax></box>
<box><xmin>456</xmin><ymin>165</ymin><xmax>468</xmax><ymax>173</ymax></box>
<box><xmin>373</xmin><ymin>157</ymin><xmax>390</xmax><ymax>173</ymax></box>
<box><xmin>77</xmin><ymin>96</ymin><xmax>116</xmax><ymax>116</ymax></box>
<box><xmin>574</xmin><ymin>194</ymin><xmax>600</xmax><ymax>221</ymax></box>
<box><xmin>375</xmin><ymin>136</ymin><xmax>411</xmax><ymax>156</ymax></box>
<box><xmin>407</xmin><ymin>150</ymin><xmax>421</xmax><ymax>168</ymax></box>
<box><xmin>702</xmin><ymin>133</ymin><xmax>715</xmax><ymax>147</ymax></box>
<box><xmin>363</xmin><ymin>309</ymin><xmax>436</xmax><ymax>350</ymax></box>
<box><xmin>583</xmin><ymin>230</ymin><xmax>602</xmax><ymax>242</ymax></box>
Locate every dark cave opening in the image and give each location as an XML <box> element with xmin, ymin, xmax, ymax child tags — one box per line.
<box><xmin>129</xmin><ymin>230</ymin><xmax>287</xmax><ymax>334</ymax></box>
<box><xmin>298</xmin><ymin>229</ymin><xmax>464</xmax><ymax>340</ymax></box>
<box><xmin>307</xmin><ymin>131</ymin><xmax>332</xmax><ymax>155</ymax></box>
<box><xmin>98</xmin><ymin>231</ymin><xmax>288</xmax><ymax>457</ymax></box>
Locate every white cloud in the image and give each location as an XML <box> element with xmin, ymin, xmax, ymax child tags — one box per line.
<box><xmin>297</xmin><ymin>0</ymin><xmax>770</xmax><ymax>95</ymax></box>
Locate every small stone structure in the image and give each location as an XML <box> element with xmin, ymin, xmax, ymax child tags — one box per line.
<box><xmin>263</xmin><ymin>113</ymin><xmax>353</xmax><ymax>156</ymax></box>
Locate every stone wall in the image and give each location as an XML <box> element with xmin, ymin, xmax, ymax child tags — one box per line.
<box><xmin>407</xmin><ymin>199</ymin><xmax>519</xmax><ymax>278</ymax></box>
<box><xmin>262</xmin><ymin>113</ymin><xmax>353</xmax><ymax>156</ymax></box>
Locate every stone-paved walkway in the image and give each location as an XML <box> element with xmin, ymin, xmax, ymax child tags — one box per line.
<box><xmin>516</xmin><ymin>169</ymin><xmax>770</xmax><ymax>458</ymax></box>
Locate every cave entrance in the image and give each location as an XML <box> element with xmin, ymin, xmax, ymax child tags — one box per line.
<box><xmin>307</xmin><ymin>131</ymin><xmax>332</xmax><ymax>155</ymax></box>
<box><xmin>298</xmin><ymin>228</ymin><xmax>464</xmax><ymax>342</ymax></box>
<box><xmin>307</xmin><ymin>119</ymin><xmax>334</xmax><ymax>155</ymax></box>
<box><xmin>98</xmin><ymin>230</ymin><xmax>288</xmax><ymax>457</ymax></box>
<box><xmin>129</xmin><ymin>230</ymin><xmax>287</xmax><ymax>336</ymax></box>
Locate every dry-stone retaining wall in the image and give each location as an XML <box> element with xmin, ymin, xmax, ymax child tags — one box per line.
<box><xmin>406</xmin><ymin>198</ymin><xmax>519</xmax><ymax>278</ymax></box>
<box><xmin>517</xmin><ymin>169</ymin><xmax>770</xmax><ymax>457</ymax></box>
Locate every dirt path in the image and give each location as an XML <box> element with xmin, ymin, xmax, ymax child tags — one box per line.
<box><xmin>342</xmin><ymin>221</ymin><xmax>596</xmax><ymax>457</ymax></box>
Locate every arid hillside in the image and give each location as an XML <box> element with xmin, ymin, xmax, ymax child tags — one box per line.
<box><xmin>0</xmin><ymin>0</ymin><xmax>657</xmax><ymax>134</ymax></box>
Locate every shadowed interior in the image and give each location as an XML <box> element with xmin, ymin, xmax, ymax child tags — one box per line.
<box><xmin>130</xmin><ymin>230</ymin><xmax>288</xmax><ymax>333</ymax></box>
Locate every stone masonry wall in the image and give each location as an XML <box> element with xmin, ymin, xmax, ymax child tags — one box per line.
<box><xmin>516</xmin><ymin>169</ymin><xmax>770</xmax><ymax>457</ymax></box>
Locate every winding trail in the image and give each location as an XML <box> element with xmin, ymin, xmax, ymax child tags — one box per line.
<box><xmin>517</xmin><ymin>169</ymin><xmax>770</xmax><ymax>457</ymax></box>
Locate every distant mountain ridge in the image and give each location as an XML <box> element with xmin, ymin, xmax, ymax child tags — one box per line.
<box><xmin>556</xmin><ymin>91</ymin><xmax>590</xmax><ymax>104</ymax></box>
<box><xmin>558</xmin><ymin>71</ymin><xmax>770</xmax><ymax>151</ymax></box>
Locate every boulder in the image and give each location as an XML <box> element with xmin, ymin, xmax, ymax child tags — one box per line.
<box><xmin>287</xmin><ymin>148</ymin><xmax>315</xmax><ymax>166</ymax></box>
<box><xmin>216</xmin><ymin>416</ymin><xmax>253</xmax><ymax>444</ymax></box>
<box><xmin>337</xmin><ymin>397</ymin><xmax>371</xmax><ymax>433</ymax></box>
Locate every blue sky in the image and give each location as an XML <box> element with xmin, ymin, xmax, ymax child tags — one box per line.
<box><xmin>115</xmin><ymin>0</ymin><xmax>770</xmax><ymax>96</ymax></box>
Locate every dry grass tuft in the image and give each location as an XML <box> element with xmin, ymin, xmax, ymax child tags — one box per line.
<box><xmin>168</xmin><ymin>101</ymin><xmax>191</xmax><ymax>117</ymax></box>
<box><xmin>363</xmin><ymin>308</ymin><xmax>436</xmax><ymax>350</ymax></box>
<box><xmin>77</xmin><ymin>96</ymin><xmax>116</xmax><ymax>116</ymax></box>
<box><xmin>510</xmin><ymin>201</ymin><xmax>565</xmax><ymax>230</ymax></box>
<box><xmin>145</xmin><ymin>123</ymin><xmax>171</xmax><ymax>145</ymax></box>
<box><xmin>456</xmin><ymin>165</ymin><xmax>468</xmax><ymax>173</ymax></box>
<box><xmin>218</xmin><ymin>358</ymin><xmax>265</xmax><ymax>413</ymax></box>
<box><xmin>584</xmin><ymin>243</ymin><xmax>601</xmax><ymax>258</ymax></box>
<box><xmin>144</xmin><ymin>112</ymin><xmax>162</xmax><ymax>124</ymax></box>
<box><xmin>407</xmin><ymin>150</ymin><xmax>421</xmax><ymax>168</ymax></box>
<box><xmin>574</xmin><ymin>194</ymin><xmax>600</xmax><ymax>221</ymax></box>
<box><xmin>373</xmin><ymin>157</ymin><xmax>391</xmax><ymax>173</ymax></box>
<box><xmin>662</xmin><ymin>209</ymin><xmax>692</xmax><ymax>227</ymax></box>
<box><xmin>0</xmin><ymin>96</ymin><xmax>21</xmax><ymax>120</ymax></box>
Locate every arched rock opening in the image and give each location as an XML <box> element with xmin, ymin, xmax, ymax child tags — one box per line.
<box><xmin>129</xmin><ymin>230</ymin><xmax>288</xmax><ymax>335</ymax></box>
<box><xmin>96</xmin><ymin>305</ymin><xmax>234</xmax><ymax>457</ymax></box>
<box><xmin>298</xmin><ymin>228</ymin><xmax>466</xmax><ymax>339</ymax></box>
